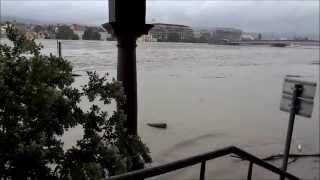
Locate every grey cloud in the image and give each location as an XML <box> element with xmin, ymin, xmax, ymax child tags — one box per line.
<box><xmin>1</xmin><ymin>1</ymin><xmax>108</xmax><ymax>25</ymax></box>
<box><xmin>1</xmin><ymin>0</ymin><xmax>319</xmax><ymax>35</ymax></box>
<box><xmin>147</xmin><ymin>1</ymin><xmax>319</xmax><ymax>34</ymax></box>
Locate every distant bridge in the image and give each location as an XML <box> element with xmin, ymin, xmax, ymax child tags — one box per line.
<box><xmin>235</xmin><ymin>40</ymin><xmax>319</xmax><ymax>47</ymax></box>
<box><xmin>210</xmin><ymin>40</ymin><xmax>319</xmax><ymax>47</ymax></box>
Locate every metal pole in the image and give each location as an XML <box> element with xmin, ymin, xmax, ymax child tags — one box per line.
<box><xmin>280</xmin><ymin>84</ymin><xmax>302</xmax><ymax>180</ymax></box>
<box><xmin>247</xmin><ymin>161</ymin><xmax>253</xmax><ymax>180</ymax></box>
<box><xmin>199</xmin><ymin>161</ymin><xmax>206</xmax><ymax>180</ymax></box>
<box><xmin>57</xmin><ymin>41</ymin><xmax>62</xmax><ymax>58</ymax></box>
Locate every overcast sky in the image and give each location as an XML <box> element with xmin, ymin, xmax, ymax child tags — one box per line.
<box><xmin>1</xmin><ymin>0</ymin><xmax>319</xmax><ymax>34</ymax></box>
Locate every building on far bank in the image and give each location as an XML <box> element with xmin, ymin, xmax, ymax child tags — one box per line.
<box><xmin>149</xmin><ymin>23</ymin><xmax>194</xmax><ymax>42</ymax></box>
<box><xmin>193</xmin><ymin>29</ymin><xmax>212</xmax><ymax>43</ymax></box>
<box><xmin>137</xmin><ymin>34</ymin><xmax>157</xmax><ymax>42</ymax></box>
<box><xmin>99</xmin><ymin>31</ymin><xmax>112</xmax><ymax>41</ymax></box>
<box><xmin>241</xmin><ymin>34</ymin><xmax>255</xmax><ymax>41</ymax></box>
<box><xmin>0</xmin><ymin>24</ymin><xmax>8</xmax><ymax>38</ymax></box>
<box><xmin>70</xmin><ymin>24</ymin><xmax>85</xmax><ymax>40</ymax></box>
<box><xmin>209</xmin><ymin>27</ymin><xmax>242</xmax><ymax>44</ymax></box>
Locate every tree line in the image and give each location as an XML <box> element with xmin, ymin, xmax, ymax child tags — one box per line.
<box><xmin>56</xmin><ymin>25</ymin><xmax>101</xmax><ymax>40</ymax></box>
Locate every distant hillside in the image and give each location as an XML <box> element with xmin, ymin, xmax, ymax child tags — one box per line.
<box><xmin>193</xmin><ymin>26</ymin><xmax>319</xmax><ymax>41</ymax></box>
<box><xmin>0</xmin><ymin>16</ymin><xmax>55</xmax><ymax>25</ymax></box>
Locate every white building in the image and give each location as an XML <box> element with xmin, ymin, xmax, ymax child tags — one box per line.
<box><xmin>99</xmin><ymin>31</ymin><xmax>111</xmax><ymax>41</ymax></box>
<box><xmin>241</xmin><ymin>34</ymin><xmax>255</xmax><ymax>41</ymax></box>
<box><xmin>210</xmin><ymin>27</ymin><xmax>242</xmax><ymax>44</ymax></box>
<box><xmin>74</xmin><ymin>30</ymin><xmax>84</xmax><ymax>40</ymax></box>
<box><xmin>137</xmin><ymin>34</ymin><xmax>157</xmax><ymax>42</ymax></box>
<box><xmin>70</xmin><ymin>24</ymin><xmax>85</xmax><ymax>40</ymax></box>
<box><xmin>149</xmin><ymin>23</ymin><xmax>194</xmax><ymax>42</ymax></box>
<box><xmin>0</xmin><ymin>24</ymin><xmax>8</xmax><ymax>38</ymax></box>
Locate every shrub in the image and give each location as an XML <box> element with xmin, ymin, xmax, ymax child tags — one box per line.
<box><xmin>0</xmin><ymin>24</ymin><xmax>151</xmax><ymax>179</ymax></box>
<box><xmin>56</xmin><ymin>25</ymin><xmax>78</xmax><ymax>40</ymax></box>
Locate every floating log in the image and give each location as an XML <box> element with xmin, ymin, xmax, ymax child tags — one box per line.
<box><xmin>270</xmin><ymin>43</ymin><xmax>288</xmax><ymax>47</ymax></box>
<box><xmin>147</xmin><ymin>123</ymin><xmax>167</xmax><ymax>129</ymax></box>
<box><xmin>286</xmin><ymin>75</ymin><xmax>301</xmax><ymax>78</ymax></box>
<box><xmin>72</xmin><ymin>74</ymin><xmax>82</xmax><ymax>77</ymax></box>
<box><xmin>215</xmin><ymin>76</ymin><xmax>226</xmax><ymax>79</ymax></box>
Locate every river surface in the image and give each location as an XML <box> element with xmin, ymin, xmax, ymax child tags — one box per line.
<box><xmin>5</xmin><ymin>39</ymin><xmax>320</xmax><ymax>179</ymax></box>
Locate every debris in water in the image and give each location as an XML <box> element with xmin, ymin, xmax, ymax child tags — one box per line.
<box><xmin>72</xmin><ymin>74</ymin><xmax>82</xmax><ymax>77</ymax></box>
<box><xmin>215</xmin><ymin>76</ymin><xmax>226</xmax><ymax>78</ymax></box>
<box><xmin>147</xmin><ymin>123</ymin><xmax>167</xmax><ymax>129</ymax></box>
<box><xmin>286</xmin><ymin>74</ymin><xmax>301</xmax><ymax>78</ymax></box>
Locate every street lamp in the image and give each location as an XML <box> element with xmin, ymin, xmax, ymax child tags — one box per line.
<box><xmin>103</xmin><ymin>0</ymin><xmax>153</xmax><ymax>136</ymax></box>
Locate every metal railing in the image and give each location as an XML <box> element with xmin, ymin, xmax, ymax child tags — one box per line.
<box><xmin>106</xmin><ymin>146</ymin><xmax>301</xmax><ymax>180</ymax></box>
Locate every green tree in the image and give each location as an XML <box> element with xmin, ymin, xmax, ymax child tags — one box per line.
<box><xmin>0</xmin><ymin>24</ymin><xmax>151</xmax><ymax>179</ymax></box>
<box><xmin>33</xmin><ymin>25</ymin><xmax>43</xmax><ymax>33</ymax></box>
<box><xmin>82</xmin><ymin>27</ymin><xmax>101</xmax><ymax>40</ymax></box>
<box><xmin>56</xmin><ymin>25</ymin><xmax>79</xmax><ymax>40</ymax></box>
<box><xmin>72</xmin><ymin>34</ymin><xmax>79</xmax><ymax>40</ymax></box>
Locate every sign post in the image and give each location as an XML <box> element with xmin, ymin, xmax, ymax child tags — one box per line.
<box><xmin>279</xmin><ymin>78</ymin><xmax>316</xmax><ymax>180</ymax></box>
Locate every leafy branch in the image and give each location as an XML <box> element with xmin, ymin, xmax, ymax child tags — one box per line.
<box><xmin>0</xmin><ymin>23</ymin><xmax>151</xmax><ymax>180</ymax></box>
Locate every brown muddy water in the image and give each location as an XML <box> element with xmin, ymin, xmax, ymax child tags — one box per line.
<box><xmin>6</xmin><ymin>39</ymin><xmax>320</xmax><ymax>179</ymax></box>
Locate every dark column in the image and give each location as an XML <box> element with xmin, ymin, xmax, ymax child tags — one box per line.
<box><xmin>102</xmin><ymin>23</ymin><xmax>152</xmax><ymax>136</ymax></box>
<box><xmin>103</xmin><ymin>1</ymin><xmax>153</xmax><ymax>177</ymax></box>
<box><xmin>117</xmin><ymin>35</ymin><xmax>138</xmax><ymax>135</ymax></box>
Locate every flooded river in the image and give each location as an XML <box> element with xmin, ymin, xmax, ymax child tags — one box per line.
<box><xmin>18</xmin><ymin>39</ymin><xmax>320</xmax><ymax>179</ymax></box>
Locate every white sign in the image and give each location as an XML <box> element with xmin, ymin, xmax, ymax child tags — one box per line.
<box><xmin>280</xmin><ymin>78</ymin><xmax>317</xmax><ymax>118</ymax></box>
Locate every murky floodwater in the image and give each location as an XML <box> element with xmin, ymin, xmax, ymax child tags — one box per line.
<box><xmin>3</xmin><ymin>39</ymin><xmax>319</xmax><ymax>179</ymax></box>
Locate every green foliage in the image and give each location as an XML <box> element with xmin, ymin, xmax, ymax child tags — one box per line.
<box><xmin>82</xmin><ymin>27</ymin><xmax>101</xmax><ymax>41</ymax></box>
<box><xmin>56</xmin><ymin>25</ymin><xmax>79</xmax><ymax>40</ymax></box>
<box><xmin>0</xmin><ymin>24</ymin><xmax>151</xmax><ymax>179</ymax></box>
<box><xmin>33</xmin><ymin>25</ymin><xmax>43</xmax><ymax>33</ymax></box>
